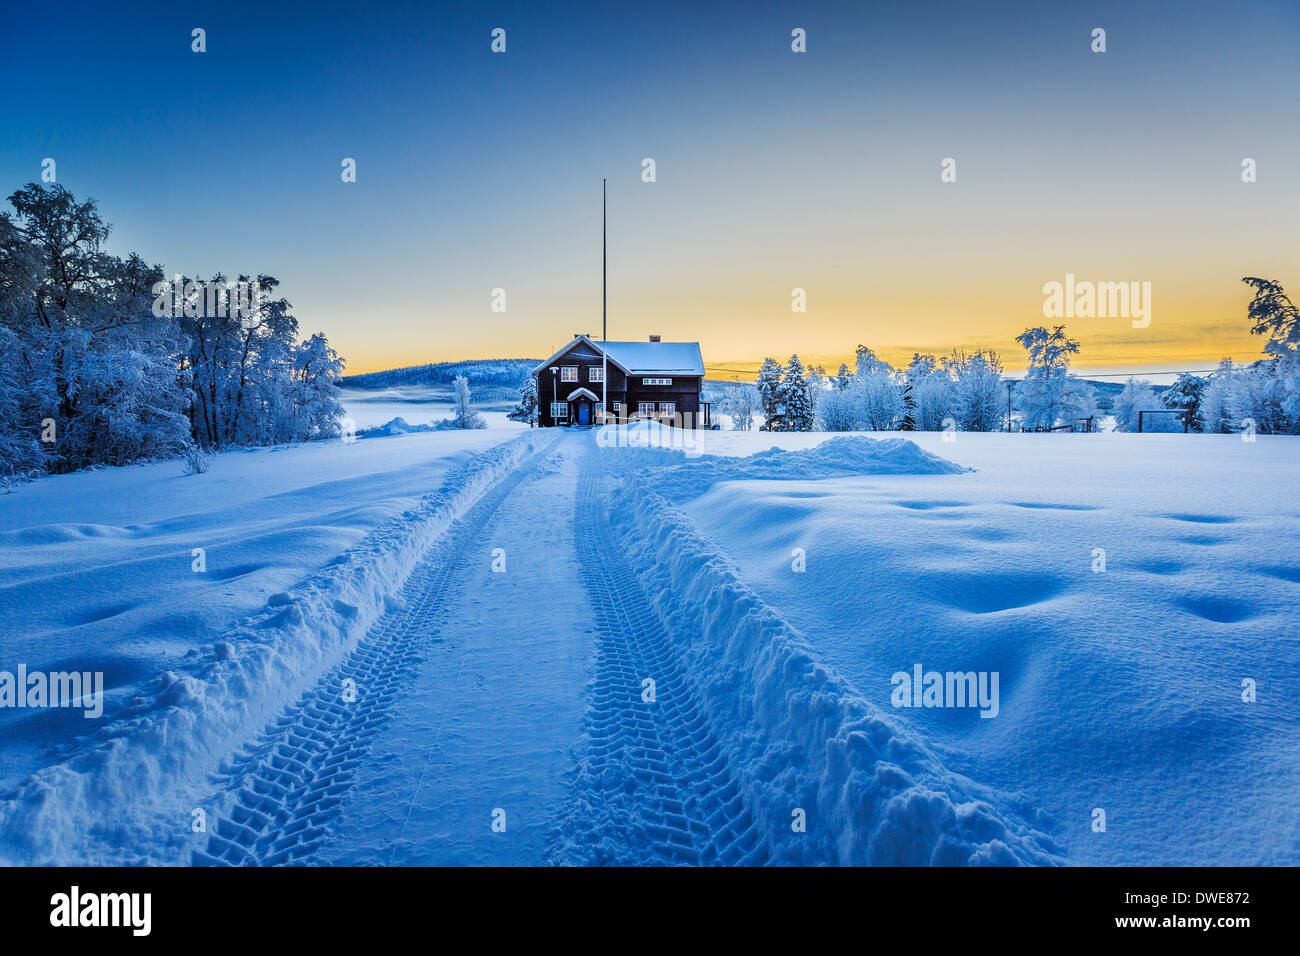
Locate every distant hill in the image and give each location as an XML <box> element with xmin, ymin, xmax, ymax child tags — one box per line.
<box><xmin>341</xmin><ymin>358</ymin><xmax>539</xmax><ymax>391</ymax></box>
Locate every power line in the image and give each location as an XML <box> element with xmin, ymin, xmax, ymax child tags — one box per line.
<box><xmin>706</xmin><ymin>364</ymin><xmax>1237</xmax><ymax>379</ymax></box>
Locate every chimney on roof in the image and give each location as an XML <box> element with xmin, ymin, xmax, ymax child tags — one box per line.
<box><xmin>648</xmin><ymin>334</ymin><xmax>661</xmax><ymax>343</ymax></box>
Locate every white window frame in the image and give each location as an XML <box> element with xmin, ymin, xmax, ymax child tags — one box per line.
<box><xmin>658</xmin><ymin>402</ymin><xmax>675</xmax><ymax>416</ymax></box>
<box><xmin>612</xmin><ymin>402</ymin><xmax>621</xmax><ymax>413</ymax></box>
<box><xmin>642</xmin><ymin>377</ymin><xmax>672</xmax><ymax>386</ymax></box>
<box><xmin>588</xmin><ymin>366</ymin><xmax>603</xmax><ymax>382</ymax></box>
<box><xmin>637</xmin><ymin>402</ymin><xmax>655</xmax><ymax>415</ymax></box>
<box><xmin>550</xmin><ymin>402</ymin><xmax>568</xmax><ymax>419</ymax></box>
<box><xmin>560</xmin><ymin>366</ymin><xmax>578</xmax><ymax>382</ymax></box>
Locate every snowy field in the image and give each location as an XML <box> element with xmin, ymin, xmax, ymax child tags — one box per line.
<box><xmin>0</xmin><ymin>423</ymin><xmax>1295</xmax><ymax>866</ymax></box>
<box><xmin>0</xmin><ymin>428</ymin><xmax>519</xmax><ymax>788</ymax></box>
<box><xmin>673</xmin><ymin>430</ymin><xmax>1300</xmax><ymax>865</ymax></box>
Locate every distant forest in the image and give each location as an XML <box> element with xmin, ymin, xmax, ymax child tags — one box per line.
<box><xmin>341</xmin><ymin>359</ymin><xmax>538</xmax><ymax>393</ymax></box>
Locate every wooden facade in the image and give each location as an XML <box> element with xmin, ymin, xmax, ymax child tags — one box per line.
<box><xmin>533</xmin><ymin>334</ymin><xmax>710</xmax><ymax>428</ymax></box>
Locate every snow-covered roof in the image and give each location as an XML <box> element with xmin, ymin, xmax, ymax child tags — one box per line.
<box><xmin>602</xmin><ymin>341</ymin><xmax>704</xmax><ymax>376</ymax></box>
<box><xmin>532</xmin><ymin>336</ymin><xmax>704</xmax><ymax>377</ymax></box>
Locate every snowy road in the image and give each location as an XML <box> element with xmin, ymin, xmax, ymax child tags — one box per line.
<box><xmin>194</xmin><ymin>433</ymin><xmax>766</xmax><ymax>866</ymax></box>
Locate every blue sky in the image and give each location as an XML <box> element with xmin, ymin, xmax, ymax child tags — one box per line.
<box><xmin>2</xmin><ymin>0</ymin><xmax>1297</xmax><ymax>375</ymax></box>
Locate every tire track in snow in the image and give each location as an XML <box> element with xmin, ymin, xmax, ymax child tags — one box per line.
<box><xmin>550</xmin><ymin>443</ymin><xmax>768</xmax><ymax>866</ymax></box>
<box><xmin>194</xmin><ymin>441</ymin><xmax>557</xmax><ymax>866</ymax></box>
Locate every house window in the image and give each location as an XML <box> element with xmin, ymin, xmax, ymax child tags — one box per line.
<box><xmin>642</xmin><ymin>377</ymin><xmax>671</xmax><ymax>386</ymax></box>
<box><xmin>560</xmin><ymin>367</ymin><xmax>578</xmax><ymax>382</ymax></box>
<box><xmin>637</xmin><ymin>402</ymin><xmax>655</xmax><ymax>415</ymax></box>
<box><xmin>589</xmin><ymin>367</ymin><xmax>603</xmax><ymax>382</ymax></box>
<box><xmin>550</xmin><ymin>402</ymin><xmax>568</xmax><ymax>419</ymax></box>
<box><xmin>612</xmin><ymin>402</ymin><xmax>621</xmax><ymax>413</ymax></box>
<box><xmin>658</xmin><ymin>402</ymin><xmax>675</xmax><ymax>416</ymax></box>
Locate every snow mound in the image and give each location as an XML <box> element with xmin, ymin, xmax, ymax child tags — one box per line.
<box><xmin>730</xmin><ymin>436</ymin><xmax>969</xmax><ymax>477</ymax></box>
<box><xmin>614</xmin><ymin>434</ymin><xmax>969</xmax><ymax>500</ymax></box>
<box><xmin>602</xmin><ymin>469</ymin><xmax>1061</xmax><ymax>866</ymax></box>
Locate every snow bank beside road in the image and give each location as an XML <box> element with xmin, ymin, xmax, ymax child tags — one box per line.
<box><xmin>0</xmin><ymin>433</ymin><xmax>552</xmax><ymax>865</ymax></box>
<box><xmin>606</xmin><ymin>436</ymin><xmax>1061</xmax><ymax>865</ymax></box>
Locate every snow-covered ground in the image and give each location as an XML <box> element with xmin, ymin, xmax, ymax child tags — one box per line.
<box><xmin>0</xmin><ymin>423</ymin><xmax>1295</xmax><ymax>866</ymax></box>
<box><xmin>0</xmin><ymin>428</ymin><xmax>519</xmax><ymax>788</ymax></box>
<box><xmin>668</xmin><ymin>429</ymin><xmax>1300</xmax><ymax>865</ymax></box>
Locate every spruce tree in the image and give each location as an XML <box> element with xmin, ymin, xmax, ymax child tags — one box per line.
<box><xmin>756</xmin><ymin>357</ymin><xmax>783</xmax><ymax>431</ymax></box>
<box><xmin>779</xmin><ymin>354</ymin><xmax>815</xmax><ymax>431</ymax></box>
<box><xmin>899</xmin><ymin>381</ymin><xmax>917</xmax><ymax>430</ymax></box>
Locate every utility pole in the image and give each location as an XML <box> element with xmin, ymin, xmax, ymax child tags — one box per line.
<box><xmin>602</xmin><ymin>178</ymin><xmax>608</xmax><ymax>425</ymax></box>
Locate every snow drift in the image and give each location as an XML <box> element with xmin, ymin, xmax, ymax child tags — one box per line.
<box><xmin>603</xmin><ymin>435</ymin><xmax>1060</xmax><ymax>865</ymax></box>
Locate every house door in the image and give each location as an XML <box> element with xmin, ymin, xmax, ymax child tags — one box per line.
<box><xmin>577</xmin><ymin>401</ymin><xmax>590</xmax><ymax>426</ymax></box>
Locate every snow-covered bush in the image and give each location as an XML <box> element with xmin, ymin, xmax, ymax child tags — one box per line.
<box><xmin>181</xmin><ymin>443</ymin><xmax>212</xmax><ymax>475</ymax></box>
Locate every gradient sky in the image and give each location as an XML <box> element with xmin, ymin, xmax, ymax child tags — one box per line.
<box><xmin>2</xmin><ymin>0</ymin><xmax>1296</xmax><ymax>377</ymax></box>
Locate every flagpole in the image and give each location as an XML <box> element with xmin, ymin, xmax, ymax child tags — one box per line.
<box><xmin>602</xmin><ymin>177</ymin><xmax>607</xmax><ymax>424</ymax></box>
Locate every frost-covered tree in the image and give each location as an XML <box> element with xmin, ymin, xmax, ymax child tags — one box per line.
<box><xmin>833</xmin><ymin>363</ymin><xmax>852</xmax><ymax>391</ymax></box>
<box><xmin>2</xmin><ymin>184</ymin><xmax>190</xmax><ymax>471</ymax></box>
<box><xmin>898</xmin><ymin>380</ymin><xmax>916</xmax><ymax>430</ymax></box>
<box><xmin>1161</xmin><ymin>372</ymin><xmax>1207</xmax><ymax>432</ymax></box>
<box><xmin>1012</xmin><ymin>326</ymin><xmax>1096</xmax><ymax>429</ymax></box>
<box><xmin>720</xmin><ymin>380</ymin><xmax>759</xmax><ymax>431</ymax></box>
<box><xmin>445</xmin><ymin>374</ymin><xmax>487</xmax><ymax>429</ymax></box>
<box><xmin>1241</xmin><ymin>277</ymin><xmax>1299</xmax><ymax>431</ymax></box>
<box><xmin>778</xmin><ymin>355</ymin><xmax>815</xmax><ymax>431</ymax></box>
<box><xmin>1113</xmin><ymin>377</ymin><xmax>1166</xmax><ymax>432</ymax></box>
<box><xmin>855</xmin><ymin>344</ymin><xmax>892</xmax><ymax>376</ymax></box>
<box><xmin>817</xmin><ymin>383</ymin><xmax>861</xmax><ymax>431</ymax></box>
<box><xmin>508</xmin><ymin>374</ymin><xmax>537</xmax><ymax>423</ymax></box>
<box><xmin>904</xmin><ymin>353</ymin><xmax>954</xmax><ymax>431</ymax></box>
<box><xmin>857</xmin><ymin>370</ymin><xmax>905</xmax><ymax>430</ymax></box>
<box><xmin>0</xmin><ymin>183</ymin><xmax>347</xmax><ymax>476</ymax></box>
<box><xmin>285</xmin><ymin>333</ymin><xmax>346</xmax><ymax>441</ymax></box>
<box><xmin>180</xmin><ymin>273</ymin><xmax>325</xmax><ymax>448</ymax></box>
<box><xmin>944</xmin><ymin>348</ymin><xmax>1005</xmax><ymax>431</ymax></box>
<box><xmin>1198</xmin><ymin>359</ymin><xmax>1237</xmax><ymax>433</ymax></box>
<box><xmin>1227</xmin><ymin>359</ymin><xmax>1289</xmax><ymax>434</ymax></box>
<box><xmin>756</xmin><ymin>357</ymin><xmax>783</xmax><ymax>431</ymax></box>
<box><xmin>850</xmin><ymin>346</ymin><xmax>903</xmax><ymax>430</ymax></box>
